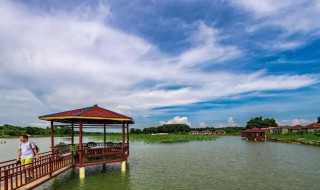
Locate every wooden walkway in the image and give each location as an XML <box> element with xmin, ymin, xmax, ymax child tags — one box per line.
<box><xmin>0</xmin><ymin>144</ymin><xmax>129</xmax><ymax>190</ymax></box>
<box><xmin>0</xmin><ymin>165</ymin><xmax>73</xmax><ymax>190</ymax></box>
<box><xmin>0</xmin><ymin>153</ymin><xmax>74</xmax><ymax>190</ymax></box>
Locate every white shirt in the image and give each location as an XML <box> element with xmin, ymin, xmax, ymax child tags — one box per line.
<box><xmin>19</xmin><ymin>142</ymin><xmax>35</xmax><ymax>159</ymax></box>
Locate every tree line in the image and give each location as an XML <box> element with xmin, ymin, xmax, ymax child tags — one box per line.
<box><xmin>0</xmin><ymin>124</ymin><xmax>73</xmax><ymax>137</ymax></box>
<box><xmin>130</xmin><ymin>124</ymin><xmax>191</xmax><ymax>134</ymax></box>
<box><xmin>130</xmin><ymin>124</ymin><xmax>244</xmax><ymax>134</ymax></box>
<box><xmin>245</xmin><ymin>116</ymin><xmax>320</xmax><ymax>129</ymax></box>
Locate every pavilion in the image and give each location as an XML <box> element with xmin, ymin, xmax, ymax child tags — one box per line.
<box><xmin>39</xmin><ymin>104</ymin><xmax>134</xmax><ymax>177</ymax></box>
<box><xmin>242</xmin><ymin>128</ymin><xmax>266</xmax><ymax>141</ymax></box>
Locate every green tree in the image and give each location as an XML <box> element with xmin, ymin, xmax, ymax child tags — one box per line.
<box><xmin>317</xmin><ymin>117</ymin><xmax>320</xmax><ymax>124</ymax></box>
<box><xmin>130</xmin><ymin>128</ymin><xmax>142</xmax><ymax>134</ymax></box>
<box><xmin>246</xmin><ymin>117</ymin><xmax>278</xmax><ymax>129</ymax></box>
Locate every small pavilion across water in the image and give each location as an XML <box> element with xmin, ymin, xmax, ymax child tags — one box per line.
<box><xmin>242</xmin><ymin>128</ymin><xmax>266</xmax><ymax>141</ymax></box>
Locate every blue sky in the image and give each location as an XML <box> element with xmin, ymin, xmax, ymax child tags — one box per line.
<box><xmin>0</xmin><ymin>0</ymin><xmax>319</xmax><ymax>128</ymax></box>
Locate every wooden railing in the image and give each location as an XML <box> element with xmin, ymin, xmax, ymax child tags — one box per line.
<box><xmin>0</xmin><ymin>142</ymin><xmax>129</xmax><ymax>189</ymax></box>
<box><xmin>77</xmin><ymin>143</ymin><xmax>129</xmax><ymax>166</ymax></box>
<box><xmin>0</xmin><ymin>153</ymin><xmax>73</xmax><ymax>190</ymax></box>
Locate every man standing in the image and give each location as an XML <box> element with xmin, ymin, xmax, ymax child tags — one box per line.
<box><xmin>16</xmin><ymin>135</ymin><xmax>40</xmax><ymax>181</ymax></box>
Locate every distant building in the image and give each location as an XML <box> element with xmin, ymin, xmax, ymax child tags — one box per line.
<box><xmin>288</xmin><ymin>125</ymin><xmax>304</xmax><ymax>134</ymax></box>
<box><xmin>213</xmin><ymin>130</ymin><xmax>226</xmax><ymax>135</ymax></box>
<box><xmin>301</xmin><ymin>123</ymin><xmax>320</xmax><ymax>134</ymax></box>
<box><xmin>199</xmin><ymin>130</ymin><xmax>213</xmax><ymax>135</ymax></box>
<box><xmin>269</xmin><ymin>123</ymin><xmax>320</xmax><ymax>135</ymax></box>
<box><xmin>261</xmin><ymin>127</ymin><xmax>276</xmax><ymax>134</ymax></box>
<box><xmin>273</xmin><ymin>126</ymin><xmax>291</xmax><ymax>135</ymax></box>
<box><xmin>189</xmin><ymin>130</ymin><xmax>200</xmax><ymax>135</ymax></box>
<box><xmin>242</xmin><ymin>128</ymin><xmax>266</xmax><ymax>141</ymax></box>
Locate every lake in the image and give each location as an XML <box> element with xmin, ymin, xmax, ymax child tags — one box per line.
<box><xmin>0</xmin><ymin>136</ymin><xmax>319</xmax><ymax>190</ymax></box>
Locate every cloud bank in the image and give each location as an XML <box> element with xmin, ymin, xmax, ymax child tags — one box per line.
<box><xmin>0</xmin><ymin>0</ymin><xmax>319</xmax><ymax>126</ymax></box>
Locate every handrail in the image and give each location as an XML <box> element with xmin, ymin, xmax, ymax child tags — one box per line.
<box><xmin>0</xmin><ymin>151</ymin><xmax>52</xmax><ymax>165</ymax></box>
<box><xmin>0</xmin><ymin>154</ymin><xmax>73</xmax><ymax>190</ymax></box>
<box><xmin>0</xmin><ymin>142</ymin><xmax>129</xmax><ymax>190</ymax></box>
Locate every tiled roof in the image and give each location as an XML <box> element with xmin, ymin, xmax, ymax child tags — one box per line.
<box><xmin>290</xmin><ymin>125</ymin><xmax>304</xmax><ymax>129</ymax></box>
<box><xmin>39</xmin><ymin>104</ymin><xmax>134</xmax><ymax>124</ymax></box>
<box><xmin>243</xmin><ymin>128</ymin><xmax>265</xmax><ymax>133</ymax></box>
<box><xmin>304</xmin><ymin>122</ymin><xmax>320</xmax><ymax>128</ymax></box>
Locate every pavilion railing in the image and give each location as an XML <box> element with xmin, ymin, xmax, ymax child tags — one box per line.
<box><xmin>77</xmin><ymin>143</ymin><xmax>129</xmax><ymax>165</ymax></box>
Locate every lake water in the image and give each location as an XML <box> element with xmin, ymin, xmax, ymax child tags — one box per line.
<box><xmin>0</xmin><ymin>137</ymin><xmax>319</xmax><ymax>190</ymax></box>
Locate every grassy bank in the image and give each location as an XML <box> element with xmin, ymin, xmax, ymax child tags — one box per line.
<box><xmin>90</xmin><ymin>134</ymin><xmax>218</xmax><ymax>143</ymax></box>
<box><xmin>268</xmin><ymin>134</ymin><xmax>320</xmax><ymax>142</ymax></box>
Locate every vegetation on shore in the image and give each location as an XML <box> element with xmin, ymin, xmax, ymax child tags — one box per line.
<box><xmin>131</xmin><ymin>124</ymin><xmax>244</xmax><ymax>135</ymax></box>
<box><xmin>268</xmin><ymin>134</ymin><xmax>320</xmax><ymax>142</ymax></box>
<box><xmin>90</xmin><ymin>133</ymin><xmax>217</xmax><ymax>143</ymax></box>
<box><xmin>1</xmin><ymin>123</ymin><xmax>241</xmax><ymax>143</ymax></box>
<box><xmin>0</xmin><ymin>124</ymin><xmax>73</xmax><ymax>137</ymax></box>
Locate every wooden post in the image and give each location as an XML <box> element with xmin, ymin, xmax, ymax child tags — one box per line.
<box><xmin>79</xmin><ymin>120</ymin><xmax>83</xmax><ymax>166</ymax></box>
<box><xmin>104</xmin><ymin>123</ymin><xmax>106</xmax><ymax>146</ymax></box>
<box><xmin>49</xmin><ymin>156</ymin><xmax>53</xmax><ymax>177</ymax></box>
<box><xmin>122</xmin><ymin>122</ymin><xmax>125</xmax><ymax>153</ymax></box>
<box><xmin>51</xmin><ymin>121</ymin><xmax>54</xmax><ymax>154</ymax></box>
<box><xmin>71</xmin><ymin>122</ymin><xmax>74</xmax><ymax>145</ymax></box>
<box><xmin>4</xmin><ymin>170</ymin><xmax>8</xmax><ymax>190</ymax></box>
<box><xmin>126</xmin><ymin>122</ymin><xmax>129</xmax><ymax>156</ymax></box>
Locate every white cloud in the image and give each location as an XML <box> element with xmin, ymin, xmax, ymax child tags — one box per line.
<box><xmin>228</xmin><ymin>0</ymin><xmax>320</xmax><ymax>34</ymax></box>
<box><xmin>199</xmin><ymin>121</ymin><xmax>206</xmax><ymax>128</ymax></box>
<box><xmin>160</xmin><ymin>116</ymin><xmax>191</xmax><ymax>126</ymax></box>
<box><xmin>277</xmin><ymin>119</ymin><xmax>316</xmax><ymax>126</ymax></box>
<box><xmin>177</xmin><ymin>22</ymin><xmax>241</xmax><ymax>67</ymax></box>
<box><xmin>227</xmin><ymin>117</ymin><xmax>237</xmax><ymax>126</ymax></box>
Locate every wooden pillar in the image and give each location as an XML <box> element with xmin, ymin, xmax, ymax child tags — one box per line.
<box><xmin>126</xmin><ymin>122</ymin><xmax>129</xmax><ymax>144</ymax></box>
<box><xmin>79</xmin><ymin>120</ymin><xmax>83</xmax><ymax>166</ymax></box>
<box><xmin>51</xmin><ymin>121</ymin><xmax>54</xmax><ymax>154</ymax></box>
<box><xmin>71</xmin><ymin>122</ymin><xmax>74</xmax><ymax>145</ymax></box>
<box><xmin>126</xmin><ymin>122</ymin><xmax>129</xmax><ymax>157</ymax></box>
<box><xmin>104</xmin><ymin>123</ymin><xmax>106</xmax><ymax>146</ymax></box>
<box><xmin>122</xmin><ymin>122</ymin><xmax>125</xmax><ymax>151</ymax></box>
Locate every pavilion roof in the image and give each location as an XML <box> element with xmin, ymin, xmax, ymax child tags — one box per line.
<box><xmin>39</xmin><ymin>104</ymin><xmax>134</xmax><ymax>124</ymax></box>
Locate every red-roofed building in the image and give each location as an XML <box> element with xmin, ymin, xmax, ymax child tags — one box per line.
<box><xmin>273</xmin><ymin>126</ymin><xmax>292</xmax><ymax>135</ymax></box>
<box><xmin>302</xmin><ymin>123</ymin><xmax>320</xmax><ymax>134</ymax></box>
<box><xmin>261</xmin><ymin>127</ymin><xmax>276</xmax><ymax>134</ymax></box>
<box><xmin>242</xmin><ymin>128</ymin><xmax>266</xmax><ymax>141</ymax></box>
<box><xmin>288</xmin><ymin>125</ymin><xmax>304</xmax><ymax>134</ymax></box>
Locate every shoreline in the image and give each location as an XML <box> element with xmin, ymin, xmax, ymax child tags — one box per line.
<box><xmin>267</xmin><ymin>137</ymin><xmax>320</xmax><ymax>146</ymax></box>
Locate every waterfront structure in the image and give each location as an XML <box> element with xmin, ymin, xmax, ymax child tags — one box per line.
<box><xmin>261</xmin><ymin>127</ymin><xmax>276</xmax><ymax>134</ymax></box>
<box><xmin>189</xmin><ymin>130</ymin><xmax>200</xmax><ymax>135</ymax></box>
<box><xmin>0</xmin><ymin>104</ymin><xmax>134</xmax><ymax>190</ymax></box>
<box><xmin>212</xmin><ymin>130</ymin><xmax>227</xmax><ymax>135</ymax></box>
<box><xmin>288</xmin><ymin>125</ymin><xmax>304</xmax><ymax>134</ymax></box>
<box><xmin>242</xmin><ymin>128</ymin><xmax>266</xmax><ymax>141</ymax></box>
<box><xmin>273</xmin><ymin>126</ymin><xmax>291</xmax><ymax>135</ymax></box>
<box><xmin>301</xmin><ymin>123</ymin><xmax>320</xmax><ymax>134</ymax></box>
<box><xmin>199</xmin><ymin>130</ymin><xmax>213</xmax><ymax>135</ymax></box>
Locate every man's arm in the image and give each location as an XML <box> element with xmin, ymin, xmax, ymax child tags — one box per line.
<box><xmin>33</xmin><ymin>148</ymin><xmax>39</xmax><ymax>160</ymax></box>
<box><xmin>17</xmin><ymin>149</ymin><xmax>21</xmax><ymax>161</ymax></box>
